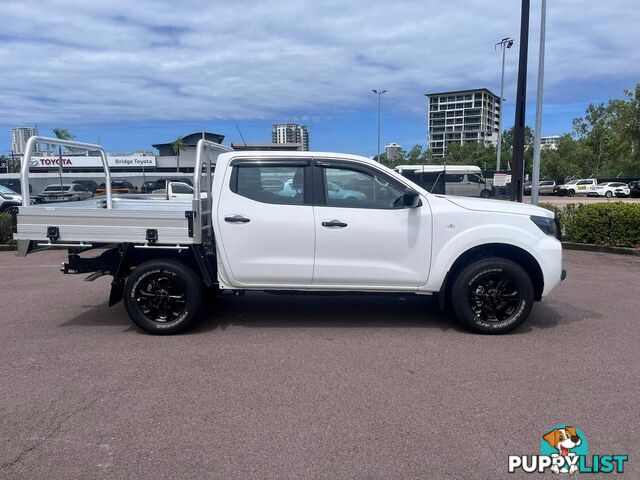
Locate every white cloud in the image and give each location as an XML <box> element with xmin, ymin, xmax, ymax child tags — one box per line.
<box><xmin>0</xmin><ymin>0</ymin><xmax>638</xmax><ymax>125</ymax></box>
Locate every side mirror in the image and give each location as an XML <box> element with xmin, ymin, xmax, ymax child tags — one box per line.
<box><xmin>403</xmin><ymin>188</ymin><xmax>421</xmax><ymax>208</ymax></box>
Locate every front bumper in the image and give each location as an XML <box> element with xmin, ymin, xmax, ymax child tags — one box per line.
<box><xmin>533</xmin><ymin>235</ymin><xmax>564</xmax><ymax>297</ymax></box>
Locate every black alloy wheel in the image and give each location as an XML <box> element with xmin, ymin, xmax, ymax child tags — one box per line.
<box><xmin>469</xmin><ymin>271</ymin><xmax>522</xmax><ymax>322</ymax></box>
<box><xmin>135</xmin><ymin>272</ymin><xmax>187</xmax><ymax>323</ymax></box>
<box><xmin>124</xmin><ymin>259</ymin><xmax>203</xmax><ymax>334</ymax></box>
<box><xmin>450</xmin><ymin>257</ymin><xmax>534</xmax><ymax>334</ymax></box>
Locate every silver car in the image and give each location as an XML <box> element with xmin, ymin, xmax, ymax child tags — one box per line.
<box><xmin>39</xmin><ymin>184</ymin><xmax>93</xmax><ymax>202</ymax></box>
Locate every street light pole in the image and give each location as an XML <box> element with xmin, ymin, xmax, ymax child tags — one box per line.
<box><xmin>372</xmin><ymin>89</ymin><xmax>387</xmax><ymax>161</ymax></box>
<box><xmin>495</xmin><ymin>37</ymin><xmax>514</xmax><ymax>172</ymax></box>
<box><xmin>510</xmin><ymin>0</ymin><xmax>531</xmax><ymax>202</ymax></box>
<box><xmin>531</xmin><ymin>0</ymin><xmax>547</xmax><ymax>205</ymax></box>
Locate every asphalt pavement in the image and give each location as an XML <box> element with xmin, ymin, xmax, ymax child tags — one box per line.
<box><xmin>1</xmin><ymin>249</ymin><xmax>639</xmax><ymax>479</ymax></box>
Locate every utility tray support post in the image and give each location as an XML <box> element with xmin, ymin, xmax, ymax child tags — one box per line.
<box><xmin>20</xmin><ymin>136</ymin><xmax>113</xmax><ymax>209</ymax></box>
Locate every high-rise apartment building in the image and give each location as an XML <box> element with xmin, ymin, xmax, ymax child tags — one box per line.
<box><xmin>11</xmin><ymin>127</ymin><xmax>39</xmax><ymax>154</ymax></box>
<box><xmin>426</xmin><ymin>88</ymin><xmax>501</xmax><ymax>157</ymax></box>
<box><xmin>540</xmin><ymin>135</ymin><xmax>560</xmax><ymax>149</ymax></box>
<box><xmin>272</xmin><ymin>123</ymin><xmax>309</xmax><ymax>151</ymax></box>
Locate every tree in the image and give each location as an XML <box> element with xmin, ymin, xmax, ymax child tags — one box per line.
<box><xmin>172</xmin><ymin>136</ymin><xmax>185</xmax><ymax>173</ymax></box>
<box><xmin>52</xmin><ymin>128</ymin><xmax>75</xmax><ymax>192</ymax></box>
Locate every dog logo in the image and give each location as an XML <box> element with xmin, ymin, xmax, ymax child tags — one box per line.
<box><xmin>541</xmin><ymin>426</ymin><xmax>585</xmax><ymax>474</ymax></box>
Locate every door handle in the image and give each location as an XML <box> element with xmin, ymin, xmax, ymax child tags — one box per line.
<box><xmin>225</xmin><ymin>215</ymin><xmax>251</xmax><ymax>223</ymax></box>
<box><xmin>322</xmin><ymin>220</ymin><xmax>347</xmax><ymax>228</ymax></box>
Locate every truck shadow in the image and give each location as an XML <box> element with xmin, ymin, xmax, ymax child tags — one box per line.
<box><xmin>59</xmin><ymin>294</ymin><xmax>599</xmax><ymax>335</ymax></box>
<box><xmin>519</xmin><ymin>300</ymin><xmax>602</xmax><ymax>333</ymax></box>
<box><xmin>193</xmin><ymin>292</ymin><xmax>460</xmax><ymax>333</ymax></box>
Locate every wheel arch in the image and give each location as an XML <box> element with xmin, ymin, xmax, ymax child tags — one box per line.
<box><xmin>438</xmin><ymin>242</ymin><xmax>544</xmax><ymax>310</ymax></box>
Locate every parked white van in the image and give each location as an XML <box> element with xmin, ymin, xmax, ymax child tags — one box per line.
<box><xmin>394</xmin><ymin>165</ymin><xmax>492</xmax><ymax>198</ymax></box>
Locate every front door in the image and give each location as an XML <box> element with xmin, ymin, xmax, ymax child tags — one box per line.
<box><xmin>312</xmin><ymin>161</ymin><xmax>431</xmax><ymax>288</ymax></box>
<box><xmin>216</xmin><ymin>160</ymin><xmax>315</xmax><ymax>286</ymax></box>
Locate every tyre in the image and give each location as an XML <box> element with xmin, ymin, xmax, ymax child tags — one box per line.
<box><xmin>480</xmin><ymin>189</ymin><xmax>491</xmax><ymax>198</ymax></box>
<box><xmin>450</xmin><ymin>257</ymin><xmax>534</xmax><ymax>334</ymax></box>
<box><xmin>604</xmin><ymin>191</ymin><xmax>613</xmax><ymax>198</ymax></box>
<box><xmin>123</xmin><ymin>259</ymin><xmax>203</xmax><ymax>334</ymax></box>
<box><xmin>567</xmin><ymin>189</ymin><xmax>575</xmax><ymax>197</ymax></box>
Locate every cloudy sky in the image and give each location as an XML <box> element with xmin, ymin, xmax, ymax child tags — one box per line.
<box><xmin>1</xmin><ymin>0</ymin><xmax>638</xmax><ymax>156</ymax></box>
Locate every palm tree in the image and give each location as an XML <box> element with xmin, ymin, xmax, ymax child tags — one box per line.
<box><xmin>172</xmin><ymin>136</ymin><xmax>185</xmax><ymax>173</ymax></box>
<box><xmin>52</xmin><ymin>128</ymin><xmax>75</xmax><ymax>194</ymax></box>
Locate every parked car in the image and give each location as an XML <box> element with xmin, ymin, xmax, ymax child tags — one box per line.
<box><xmin>554</xmin><ymin>179</ymin><xmax>597</xmax><ymax>197</ymax></box>
<box><xmin>141</xmin><ymin>181</ymin><xmax>161</xmax><ymax>194</ymax></box>
<box><xmin>588</xmin><ymin>182</ymin><xmax>630</xmax><ymax>198</ymax></box>
<box><xmin>394</xmin><ymin>165</ymin><xmax>492</xmax><ymax>198</ymax></box>
<box><xmin>627</xmin><ymin>180</ymin><xmax>640</xmax><ymax>198</ymax></box>
<box><xmin>525</xmin><ymin>180</ymin><xmax>556</xmax><ymax>196</ymax></box>
<box><xmin>39</xmin><ymin>184</ymin><xmax>93</xmax><ymax>202</ymax></box>
<box><xmin>95</xmin><ymin>180</ymin><xmax>138</xmax><ymax>195</ymax></box>
<box><xmin>0</xmin><ymin>185</ymin><xmax>25</xmax><ymax>212</ymax></box>
<box><xmin>151</xmin><ymin>181</ymin><xmax>194</xmax><ymax>200</ymax></box>
<box><xmin>539</xmin><ymin>181</ymin><xmax>557</xmax><ymax>195</ymax></box>
<box><xmin>72</xmin><ymin>179</ymin><xmax>99</xmax><ymax>193</ymax></box>
<box><xmin>0</xmin><ymin>178</ymin><xmax>32</xmax><ymax>194</ymax></box>
<box><xmin>140</xmin><ymin>178</ymin><xmax>193</xmax><ymax>193</ymax></box>
<box><xmin>280</xmin><ymin>179</ymin><xmax>366</xmax><ymax>202</ymax></box>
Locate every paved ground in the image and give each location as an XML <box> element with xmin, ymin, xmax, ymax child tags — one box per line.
<box><xmin>1</xmin><ymin>249</ymin><xmax>639</xmax><ymax>479</ymax></box>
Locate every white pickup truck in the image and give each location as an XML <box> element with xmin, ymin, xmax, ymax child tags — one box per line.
<box><xmin>12</xmin><ymin>137</ymin><xmax>565</xmax><ymax>335</ymax></box>
<box><xmin>555</xmin><ymin>178</ymin><xmax>598</xmax><ymax>197</ymax></box>
<box><xmin>151</xmin><ymin>181</ymin><xmax>195</xmax><ymax>200</ymax></box>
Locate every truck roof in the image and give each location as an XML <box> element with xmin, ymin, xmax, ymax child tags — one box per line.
<box><xmin>220</xmin><ymin>150</ymin><xmax>375</xmax><ymax>164</ymax></box>
<box><xmin>394</xmin><ymin>164</ymin><xmax>482</xmax><ymax>173</ymax></box>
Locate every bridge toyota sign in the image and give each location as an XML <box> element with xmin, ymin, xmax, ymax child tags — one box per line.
<box><xmin>29</xmin><ymin>155</ymin><xmax>156</xmax><ymax>169</ymax></box>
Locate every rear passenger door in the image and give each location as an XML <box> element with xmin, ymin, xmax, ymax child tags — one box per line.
<box><xmin>217</xmin><ymin>159</ymin><xmax>315</xmax><ymax>286</ymax></box>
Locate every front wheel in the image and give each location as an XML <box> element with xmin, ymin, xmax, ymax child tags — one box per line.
<box><xmin>450</xmin><ymin>257</ymin><xmax>534</xmax><ymax>334</ymax></box>
<box><xmin>123</xmin><ymin>259</ymin><xmax>203</xmax><ymax>334</ymax></box>
<box><xmin>566</xmin><ymin>189</ymin><xmax>575</xmax><ymax>197</ymax></box>
<box><xmin>480</xmin><ymin>189</ymin><xmax>492</xmax><ymax>198</ymax></box>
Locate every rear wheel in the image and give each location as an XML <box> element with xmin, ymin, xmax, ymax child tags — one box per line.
<box><xmin>450</xmin><ymin>257</ymin><xmax>534</xmax><ymax>334</ymax></box>
<box><xmin>604</xmin><ymin>190</ymin><xmax>613</xmax><ymax>198</ymax></box>
<box><xmin>124</xmin><ymin>259</ymin><xmax>203</xmax><ymax>334</ymax></box>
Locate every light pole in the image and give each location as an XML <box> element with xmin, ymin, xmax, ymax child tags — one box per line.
<box><xmin>510</xmin><ymin>0</ymin><xmax>530</xmax><ymax>202</ymax></box>
<box><xmin>372</xmin><ymin>89</ymin><xmax>387</xmax><ymax>162</ymax></box>
<box><xmin>531</xmin><ymin>0</ymin><xmax>547</xmax><ymax>205</ymax></box>
<box><xmin>495</xmin><ymin>37</ymin><xmax>514</xmax><ymax>172</ymax></box>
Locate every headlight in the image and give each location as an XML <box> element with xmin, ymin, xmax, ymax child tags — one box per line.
<box><xmin>530</xmin><ymin>215</ymin><xmax>561</xmax><ymax>240</ymax></box>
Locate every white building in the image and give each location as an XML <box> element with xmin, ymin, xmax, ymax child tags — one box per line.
<box><xmin>11</xmin><ymin>127</ymin><xmax>39</xmax><ymax>154</ymax></box>
<box><xmin>272</xmin><ymin>123</ymin><xmax>309</xmax><ymax>151</ymax></box>
<box><xmin>540</xmin><ymin>135</ymin><xmax>561</xmax><ymax>149</ymax></box>
<box><xmin>426</xmin><ymin>88</ymin><xmax>501</xmax><ymax>157</ymax></box>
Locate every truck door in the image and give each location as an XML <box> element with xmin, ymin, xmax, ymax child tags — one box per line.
<box><xmin>217</xmin><ymin>159</ymin><xmax>315</xmax><ymax>285</ymax></box>
<box><xmin>312</xmin><ymin>160</ymin><xmax>431</xmax><ymax>287</ymax></box>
